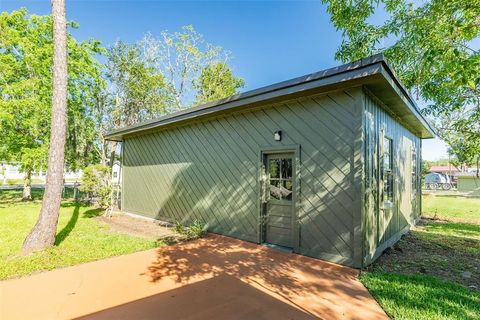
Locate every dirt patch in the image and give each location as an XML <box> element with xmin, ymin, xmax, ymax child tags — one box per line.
<box><xmin>367</xmin><ymin>219</ymin><xmax>480</xmax><ymax>292</ymax></box>
<box><xmin>97</xmin><ymin>214</ymin><xmax>176</xmax><ymax>241</ymax></box>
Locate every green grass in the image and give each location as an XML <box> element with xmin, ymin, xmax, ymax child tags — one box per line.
<box><xmin>0</xmin><ymin>187</ymin><xmax>85</xmax><ymax>200</ymax></box>
<box><xmin>422</xmin><ymin>195</ymin><xmax>480</xmax><ymax>224</ymax></box>
<box><xmin>361</xmin><ymin>272</ymin><xmax>480</xmax><ymax>320</ymax></box>
<box><xmin>0</xmin><ymin>189</ymin><xmax>160</xmax><ymax>280</ymax></box>
<box><xmin>362</xmin><ymin>195</ymin><xmax>480</xmax><ymax>319</ymax></box>
<box><xmin>422</xmin><ymin>223</ymin><xmax>480</xmax><ymax>257</ymax></box>
<box><xmin>420</xmin><ymin>221</ymin><xmax>480</xmax><ymax>239</ymax></box>
<box><xmin>3</xmin><ymin>178</ymin><xmax>45</xmax><ymax>185</ymax></box>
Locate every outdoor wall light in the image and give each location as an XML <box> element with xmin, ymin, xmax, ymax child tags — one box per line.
<box><xmin>274</xmin><ymin>130</ymin><xmax>282</xmax><ymax>141</ymax></box>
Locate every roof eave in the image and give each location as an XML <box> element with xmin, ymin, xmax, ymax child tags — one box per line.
<box><xmin>105</xmin><ymin>54</ymin><xmax>435</xmax><ymax>141</ymax></box>
<box><xmin>105</xmin><ymin>58</ymin><xmax>385</xmax><ymax>141</ymax></box>
<box><xmin>379</xmin><ymin>62</ymin><xmax>436</xmax><ymax>139</ymax></box>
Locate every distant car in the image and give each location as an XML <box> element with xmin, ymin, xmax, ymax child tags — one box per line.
<box><xmin>424</xmin><ymin>172</ymin><xmax>452</xmax><ymax>190</ymax></box>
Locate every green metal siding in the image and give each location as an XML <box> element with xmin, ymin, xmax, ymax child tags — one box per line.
<box><xmin>363</xmin><ymin>89</ymin><xmax>422</xmax><ymax>265</ymax></box>
<box><xmin>123</xmin><ymin>88</ymin><xmax>364</xmax><ymax>266</ymax></box>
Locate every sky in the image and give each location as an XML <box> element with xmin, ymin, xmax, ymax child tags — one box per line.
<box><xmin>0</xmin><ymin>0</ymin><xmax>448</xmax><ymax>160</ymax></box>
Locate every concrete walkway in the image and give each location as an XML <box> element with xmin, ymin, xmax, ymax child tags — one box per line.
<box><xmin>0</xmin><ymin>234</ymin><xmax>387</xmax><ymax>320</ymax></box>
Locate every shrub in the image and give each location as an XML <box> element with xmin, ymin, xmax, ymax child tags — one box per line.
<box><xmin>174</xmin><ymin>220</ymin><xmax>206</xmax><ymax>241</ymax></box>
<box><xmin>80</xmin><ymin>164</ymin><xmax>111</xmax><ymax>208</ymax></box>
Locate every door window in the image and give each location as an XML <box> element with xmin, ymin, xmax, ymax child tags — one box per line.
<box><xmin>269</xmin><ymin>157</ymin><xmax>293</xmax><ymax>201</ymax></box>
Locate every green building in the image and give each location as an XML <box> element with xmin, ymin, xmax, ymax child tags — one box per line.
<box><xmin>458</xmin><ymin>175</ymin><xmax>480</xmax><ymax>196</ymax></box>
<box><xmin>106</xmin><ymin>54</ymin><xmax>434</xmax><ymax>267</ymax></box>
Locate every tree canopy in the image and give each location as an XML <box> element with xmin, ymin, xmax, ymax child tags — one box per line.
<box><xmin>105</xmin><ymin>40</ymin><xmax>169</xmax><ymax>128</ymax></box>
<box><xmin>1</xmin><ymin>10</ymin><xmax>244</xmax><ymax>184</ymax></box>
<box><xmin>98</xmin><ymin>26</ymin><xmax>245</xmax><ymax>164</ymax></box>
<box><xmin>141</xmin><ymin>25</ymin><xmax>244</xmax><ymax>111</ymax></box>
<box><xmin>195</xmin><ymin>61</ymin><xmax>245</xmax><ymax>104</ymax></box>
<box><xmin>0</xmin><ymin>9</ymin><xmax>105</xmax><ymax>178</ymax></box>
<box><xmin>321</xmin><ymin>0</ymin><xmax>480</xmax><ymax>166</ymax></box>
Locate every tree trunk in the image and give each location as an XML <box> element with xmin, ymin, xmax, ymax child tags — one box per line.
<box><xmin>22</xmin><ymin>168</ymin><xmax>32</xmax><ymax>201</ymax></box>
<box><xmin>100</xmin><ymin>139</ymin><xmax>106</xmax><ymax>166</ymax></box>
<box><xmin>22</xmin><ymin>0</ymin><xmax>68</xmax><ymax>255</ymax></box>
<box><xmin>476</xmin><ymin>154</ymin><xmax>479</xmax><ymax>178</ymax></box>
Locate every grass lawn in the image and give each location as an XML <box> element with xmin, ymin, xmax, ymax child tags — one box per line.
<box><xmin>361</xmin><ymin>195</ymin><xmax>480</xmax><ymax>320</ymax></box>
<box><xmin>422</xmin><ymin>194</ymin><xmax>480</xmax><ymax>224</ymax></box>
<box><xmin>0</xmin><ymin>189</ymin><xmax>161</xmax><ymax>280</ymax></box>
<box><xmin>361</xmin><ymin>272</ymin><xmax>479</xmax><ymax>320</ymax></box>
<box><xmin>3</xmin><ymin>178</ymin><xmax>45</xmax><ymax>185</ymax></box>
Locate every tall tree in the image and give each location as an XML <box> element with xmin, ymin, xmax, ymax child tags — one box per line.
<box><xmin>141</xmin><ymin>25</ymin><xmax>244</xmax><ymax>111</ymax></box>
<box><xmin>22</xmin><ymin>0</ymin><xmax>68</xmax><ymax>254</ymax></box>
<box><xmin>101</xmin><ymin>27</ymin><xmax>243</xmax><ymax>164</ymax></box>
<box><xmin>0</xmin><ymin>9</ymin><xmax>104</xmax><ymax>199</ymax></box>
<box><xmin>195</xmin><ymin>62</ymin><xmax>245</xmax><ymax>104</ymax></box>
<box><xmin>102</xmin><ymin>40</ymin><xmax>169</xmax><ymax>165</ymax></box>
<box><xmin>321</xmin><ymin>0</ymin><xmax>480</xmax><ymax>161</ymax></box>
<box><xmin>433</xmin><ymin>107</ymin><xmax>480</xmax><ymax>173</ymax></box>
<box><xmin>105</xmin><ymin>41</ymin><xmax>168</xmax><ymax>128</ymax></box>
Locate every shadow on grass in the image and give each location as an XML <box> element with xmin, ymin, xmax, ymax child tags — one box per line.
<box><xmin>55</xmin><ymin>205</ymin><xmax>102</xmax><ymax>245</ymax></box>
<box><xmin>361</xmin><ymin>272</ymin><xmax>480</xmax><ymax>319</ymax></box>
<box><xmin>60</xmin><ymin>201</ymin><xmax>90</xmax><ymax>208</ymax></box>
<box><xmin>55</xmin><ymin>204</ymin><xmax>81</xmax><ymax>245</ymax></box>
<box><xmin>422</xmin><ymin>221</ymin><xmax>480</xmax><ymax>238</ymax></box>
<box><xmin>0</xmin><ymin>188</ymin><xmax>80</xmax><ymax>204</ymax></box>
<box><xmin>83</xmin><ymin>208</ymin><xmax>103</xmax><ymax>218</ymax></box>
<box><xmin>0</xmin><ymin>189</ymin><xmax>44</xmax><ymax>204</ymax></box>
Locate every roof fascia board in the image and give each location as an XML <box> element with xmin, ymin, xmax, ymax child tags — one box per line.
<box><xmin>379</xmin><ymin>63</ymin><xmax>436</xmax><ymax>138</ymax></box>
<box><xmin>105</xmin><ymin>54</ymin><xmax>435</xmax><ymax>141</ymax></box>
<box><xmin>106</xmin><ymin>63</ymin><xmax>382</xmax><ymax>141</ymax></box>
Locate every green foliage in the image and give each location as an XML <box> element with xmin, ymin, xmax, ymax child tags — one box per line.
<box><xmin>421</xmin><ymin>160</ymin><xmax>431</xmax><ymax>175</ymax></box>
<box><xmin>1</xmin><ymin>15</ymin><xmax>242</xmax><ymax>170</ymax></box>
<box><xmin>20</xmin><ymin>147</ymin><xmax>48</xmax><ymax>175</ymax></box>
<box><xmin>447</xmin><ymin>136</ymin><xmax>479</xmax><ymax>170</ymax></box>
<box><xmin>0</xmin><ymin>194</ymin><xmax>159</xmax><ymax>280</ymax></box>
<box><xmin>195</xmin><ymin>62</ymin><xmax>245</xmax><ymax>104</ymax></box>
<box><xmin>321</xmin><ymin>0</ymin><xmax>480</xmax><ymax>163</ymax></box>
<box><xmin>99</xmin><ymin>26</ymin><xmax>243</xmax><ymax>162</ymax></box>
<box><xmin>141</xmin><ymin>25</ymin><xmax>244</xmax><ymax>110</ymax></box>
<box><xmin>360</xmin><ymin>272</ymin><xmax>480</xmax><ymax>320</ymax></box>
<box><xmin>104</xmin><ymin>40</ymin><xmax>169</xmax><ymax>128</ymax></box>
<box><xmin>0</xmin><ymin>9</ymin><xmax>105</xmax><ymax>178</ymax></box>
<box><xmin>80</xmin><ymin>164</ymin><xmax>111</xmax><ymax>208</ymax></box>
<box><xmin>174</xmin><ymin>220</ymin><xmax>207</xmax><ymax>241</ymax></box>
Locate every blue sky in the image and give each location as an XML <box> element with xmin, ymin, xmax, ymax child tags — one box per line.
<box><xmin>0</xmin><ymin>0</ymin><xmax>448</xmax><ymax>160</ymax></box>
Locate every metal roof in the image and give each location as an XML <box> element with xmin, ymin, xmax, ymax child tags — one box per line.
<box><xmin>105</xmin><ymin>53</ymin><xmax>435</xmax><ymax>141</ymax></box>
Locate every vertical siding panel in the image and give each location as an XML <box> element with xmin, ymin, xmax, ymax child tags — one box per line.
<box><xmin>363</xmin><ymin>88</ymin><xmax>421</xmax><ymax>264</ymax></box>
